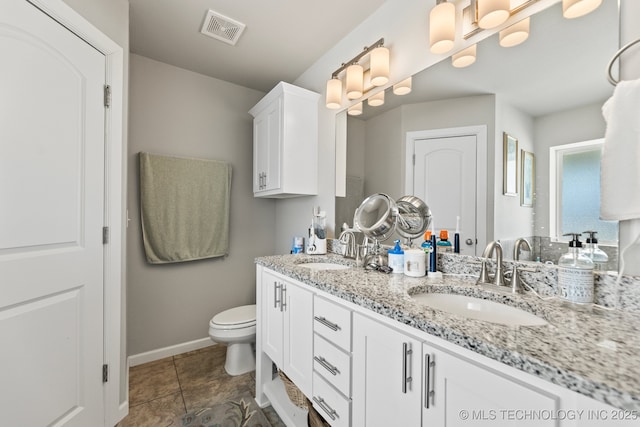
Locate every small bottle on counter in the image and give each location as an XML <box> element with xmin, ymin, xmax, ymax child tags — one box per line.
<box><xmin>388</xmin><ymin>240</ymin><xmax>405</xmax><ymax>274</ymax></box>
<box><xmin>581</xmin><ymin>230</ymin><xmax>609</xmax><ymax>271</ymax></box>
<box><xmin>558</xmin><ymin>233</ymin><xmax>594</xmax><ymax>304</ymax></box>
<box><xmin>437</xmin><ymin>230</ymin><xmax>453</xmax><ymax>253</ymax></box>
<box><xmin>421</xmin><ymin>231</ymin><xmax>432</xmax><ymax>273</ymax></box>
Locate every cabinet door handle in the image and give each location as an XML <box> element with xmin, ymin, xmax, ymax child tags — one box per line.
<box><xmin>263</xmin><ymin>172</ymin><xmax>267</xmax><ymax>189</ymax></box>
<box><xmin>424</xmin><ymin>353</ymin><xmax>435</xmax><ymax>409</ymax></box>
<box><xmin>314</xmin><ymin>356</ymin><xmax>340</xmax><ymax>376</ymax></box>
<box><xmin>280</xmin><ymin>283</ymin><xmax>287</xmax><ymax>312</ymax></box>
<box><xmin>314</xmin><ymin>316</ymin><xmax>341</xmax><ymax>331</ymax></box>
<box><xmin>274</xmin><ymin>282</ymin><xmax>281</xmax><ymax>309</ymax></box>
<box><xmin>402</xmin><ymin>342</ymin><xmax>413</xmax><ymax>393</ymax></box>
<box><xmin>312</xmin><ymin>396</ymin><xmax>338</xmax><ymax>420</ymax></box>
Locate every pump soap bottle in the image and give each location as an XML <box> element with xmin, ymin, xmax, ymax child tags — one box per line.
<box><xmin>558</xmin><ymin>233</ymin><xmax>594</xmax><ymax>304</ymax></box>
<box><xmin>582</xmin><ymin>231</ymin><xmax>608</xmax><ymax>271</ymax></box>
<box><xmin>388</xmin><ymin>240</ymin><xmax>405</xmax><ymax>274</ymax></box>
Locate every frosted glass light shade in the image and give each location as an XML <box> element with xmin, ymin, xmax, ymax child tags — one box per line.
<box><xmin>429</xmin><ymin>1</ymin><xmax>456</xmax><ymax>55</ymax></box>
<box><xmin>499</xmin><ymin>17</ymin><xmax>530</xmax><ymax>48</ymax></box>
<box><xmin>393</xmin><ymin>77</ymin><xmax>412</xmax><ymax>95</ymax></box>
<box><xmin>477</xmin><ymin>0</ymin><xmax>510</xmax><ymax>29</ymax></box>
<box><xmin>346</xmin><ymin>64</ymin><xmax>364</xmax><ymax>99</ymax></box>
<box><xmin>368</xmin><ymin>91</ymin><xmax>385</xmax><ymax>107</ymax></box>
<box><xmin>562</xmin><ymin>0</ymin><xmax>602</xmax><ymax>19</ymax></box>
<box><xmin>370</xmin><ymin>47</ymin><xmax>389</xmax><ymax>86</ymax></box>
<box><xmin>326</xmin><ymin>78</ymin><xmax>342</xmax><ymax>109</ymax></box>
<box><xmin>348</xmin><ymin>102</ymin><xmax>363</xmax><ymax>116</ymax></box>
<box><xmin>452</xmin><ymin>44</ymin><xmax>477</xmax><ymax>68</ymax></box>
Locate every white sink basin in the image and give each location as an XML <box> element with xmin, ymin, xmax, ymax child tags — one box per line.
<box><xmin>297</xmin><ymin>263</ymin><xmax>350</xmax><ymax>271</ymax></box>
<box><xmin>412</xmin><ymin>293</ymin><xmax>547</xmax><ymax>326</ymax></box>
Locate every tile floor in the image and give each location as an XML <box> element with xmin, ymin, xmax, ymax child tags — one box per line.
<box><xmin>116</xmin><ymin>345</ymin><xmax>285</xmax><ymax>427</ymax></box>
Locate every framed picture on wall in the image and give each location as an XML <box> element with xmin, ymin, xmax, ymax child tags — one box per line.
<box><xmin>503</xmin><ymin>133</ymin><xmax>518</xmax><ymax>196</ymax></box>
<box><xmin>521</xmin><ymin>150</ymin><xmax>535</xmax><ymax>207</ymax></box>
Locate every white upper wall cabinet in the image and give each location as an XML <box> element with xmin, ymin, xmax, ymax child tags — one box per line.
<box><xmin>249</xmin><ymin>82</ymin><xmax>320</xmax><ymax>198</ymax></box>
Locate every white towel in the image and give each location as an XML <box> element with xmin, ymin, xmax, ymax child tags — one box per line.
<box><xmin>600</xmin><ymin>79</ymin><xmax>640</xmax><ymax>221</ymax></box>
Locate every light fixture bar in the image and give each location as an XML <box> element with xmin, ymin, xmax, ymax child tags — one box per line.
<box><xmin>331</xmin><ymin>38</ymin><xmax>385</xmax><ymax>79</ymax></box>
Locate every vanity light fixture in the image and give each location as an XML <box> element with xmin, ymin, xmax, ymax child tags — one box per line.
<box><xmin>346</xmin><ymin>63</ymin><xmax>364</xmax><ymax>99</ymax></box>
<box><xmin>477</xmin><ymin>0</ymin><xmax>511</xmax><ymax>29</ymax></box>
<box><xmin>499</xmin><ymin>17</ymin><xmax>530</xmax><ymax>47</ymax></box>
<box><xmin>325</xmin><ymin>38</ymin><xmax>388</xmax><ymax>109</ymax></box>
<box><xmin>562</xmin><ymin>0</ymin><xmax>603</xmax><ymax>19</ymax></box>
<box><xmin>393</xmin><ymin>77</ymin><xmax>412</xmax><ymax>95</ymax></box>
<box><xmin>428</xmin><ymin>0</ymin><xmax>603</xmax><ymax>69</ymax></box>
<box><xmin>326</xmin><ymin>78</ymin><xmax>342</xmax><ymax>109</ymax></box>
<box><xmin>368</xmin><ymin>90</ymin><xmax>385</xmax><ymax>107</ymax></box>
<box><xmin>429</xmin><ymin>0</ymin><xmax>456</xmax><ymax>54</ymax></box>
<box><xmin>452</xmin><ymin>44</ymin><xmax>477</xmax><ymax>68</ymax></box>
<box><xmin>347</xmin><ymin>102</ymin><xmax>363</xmax><ymax>116</ymax></box>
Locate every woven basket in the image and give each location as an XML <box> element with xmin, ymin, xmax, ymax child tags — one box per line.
<box><xmin>307</xmin><ymin>398</ymin><xmax>331</xmax><ymax>427</ymax></box>
<box><xmin>278</xmin><ymin>370</ymin><xmax>307</xmax><ymax>409</ymax></box>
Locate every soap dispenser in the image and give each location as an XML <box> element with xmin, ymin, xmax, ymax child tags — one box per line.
<box><xmin>558</xmin><ymin>233</ymin><xmax>594</xmax><ymax>304</ymax></box>
<box><xmin>388</xmin><ymin>240</ymin><xmax>405</xmax><ymax>274</ymax></box>
<box><xmin>582</xmin><ymin>231</ymin><xmax>609</xmax><ymax>271</ymax></box>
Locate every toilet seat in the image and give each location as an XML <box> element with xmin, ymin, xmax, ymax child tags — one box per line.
<box><xmin>210</xmin><ymin>304</ymin><xmax>256</xmax><ymax>331</ymax></box>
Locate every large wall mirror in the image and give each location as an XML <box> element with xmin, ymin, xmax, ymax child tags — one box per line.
<box><xmin>335</xmin><ymin>0</ymin><xmax>620</xmax><ymax>269</ymax></box>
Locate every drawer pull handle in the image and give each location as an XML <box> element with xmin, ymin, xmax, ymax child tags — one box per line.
<box><xmin>280</xmin><ymin>283</ymin><xmax>287</xmax><ymax>312</ymax></box>
<box><xmin>314</xmin><ymin>356</ymin><xmax>340</xmax><ymax>376</ymax></box>
<box><xmin>402</xmin><ymin>342</ymin><xmax>413</xmax><ymax>394</ymax></box>
<box><xmin>314</xmin><ymin>316</ymin><xmax>341</xmax><ymax>331</ymax></box>
<box><xmin>274</xmin><ymin>282</ymin><xmax>281</xmax><ymax>309</ymax></box>
<box><xmin>313</xmin><ymin>396</ymin><xmax>338</xmax><ymax>420</ymax></box>
<box><xmin>424</xmin><ymin>353</ymin><xmax>435</xmax><ymax>409</ymax></box>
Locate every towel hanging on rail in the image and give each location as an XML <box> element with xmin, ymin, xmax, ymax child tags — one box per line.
<box><xmin>600</xmin><ymin>79</ymin><xmax>640</xmax><ymax>221</ymax></box>
<box><xmin>139</xmin><ymin>152</ymin><xmax>232</xmax><ymax>264</ymax></box>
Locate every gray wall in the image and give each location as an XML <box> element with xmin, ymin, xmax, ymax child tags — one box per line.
<box><xmin>127</xmin><ymin>54</ymin><xmax>276</xmax><ymax>355</ymax></box>
<box><xmin>495</xmin><ymin>98</ymin><xmax>535</xmax><ymax>240</ymax></box>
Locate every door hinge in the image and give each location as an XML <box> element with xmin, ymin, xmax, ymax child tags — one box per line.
<box><xmin>104</xmin><ymin>85</ymin><xmax>111</xmax><ymax>108</ymax></box>
<box><xmin>102</xmin><ymin>364</ymin><xmax>109</xmax><ymax>383</ymax></box>
<box><xmin>413</xmin><ymin>154</ymin><xmax>416</xmax><ymax>165</ymax></box>
<box><xmin>102</xmin><ymin>226</ymin><xmax>109</xmax><ymax>244</ymax></box>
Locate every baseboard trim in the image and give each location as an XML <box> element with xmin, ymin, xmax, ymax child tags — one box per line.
<box><xmin>128</xmin><ymin>338</ymin><xmax>215</xmax><ymax>367</ymax></box>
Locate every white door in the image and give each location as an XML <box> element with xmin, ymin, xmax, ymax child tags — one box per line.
<box><xmin>0</xmin><ymin>1</ymin><xmax>106</xmax><ymax>426</ymax></box>
<box><xmin>413</xmin><ymin>135</ymin><xmax>477</xmax><ymax>255</ymax></box>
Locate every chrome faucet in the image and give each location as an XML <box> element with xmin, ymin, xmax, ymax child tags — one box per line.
<box><xmin>338</xmin><ymin>230</ymin><xmax>357</xmax><ymax>259</ymax></box>
<box><xmin>513</xmin><ymin>238</ymin><xmax>532</xmax><ymax>261</ymax></box>
<box><xmin>481</xmin><ymin>241</ymin><xmax>506</xmax><ymax>287</ymax></box>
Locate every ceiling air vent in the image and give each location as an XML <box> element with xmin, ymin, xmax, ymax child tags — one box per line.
<box><xmin>200</xmin><ymin>10</ymin><xmax>246</xmax><ymax>46</ymax></box>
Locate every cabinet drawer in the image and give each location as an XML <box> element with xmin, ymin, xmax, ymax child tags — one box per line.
<box><xmin>313</xmin><ymin>334</ymin><xmax>351</xmax><ymax>397</ymax></box>
<box><xmin>312</xmin><ymin>372</ymin><xmax>351</xmax><ymax>427</ymax></box>
<box><xmin>314</xmin><ymin>297</ymin><xmax>351</xmax><ymax>351</ymax></box>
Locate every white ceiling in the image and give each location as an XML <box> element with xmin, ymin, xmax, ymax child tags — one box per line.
<box><xmin>129</xmin><ymin>0</ymin><xmax>619</xmax><ymax>117</ymax></box>
<box><xmin>129</xmin><ymin>0</ymin><xmax>387</xmax><ymax>93</ymax></box>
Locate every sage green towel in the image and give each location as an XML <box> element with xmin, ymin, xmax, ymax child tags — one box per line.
<box><xmin>139</xmin><ymin>152</ymin><xmax>232</xmax><ymax>264</ymax></box>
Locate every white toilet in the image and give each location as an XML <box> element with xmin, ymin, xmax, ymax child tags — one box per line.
<box><xmin>208</xmin><ymin>304</ymin><xmax>256</xmax><ymax>376</ymax></box>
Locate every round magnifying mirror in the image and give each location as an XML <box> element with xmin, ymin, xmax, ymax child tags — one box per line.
<box><xmin>354</xmin><ymin>193</ymin><xmax>397</xmax><ymax>242</ymax></box>
<box><xmin>396</xmin><ymin>195</ymin><xmax>432</xmax><ymax>240</ymax></box>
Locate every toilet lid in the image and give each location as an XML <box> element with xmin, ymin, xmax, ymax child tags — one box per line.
<box><xmin>212</xmin><ymin>304</ymin><xmax>256</xmax><ymax>326</ymax></box>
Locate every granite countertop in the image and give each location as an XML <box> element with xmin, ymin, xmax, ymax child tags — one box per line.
<box><xmin>256</xmin><ymin>253</ymin><xmax>640</xmax><ymax>412</ymax></box>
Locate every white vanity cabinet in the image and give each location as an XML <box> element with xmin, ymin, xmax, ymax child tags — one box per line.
<box><xmin>422</xmin><ymin>343</ymin><xmax>558</xmax><ymax>427</ymax></box>
<box><xmin>352</xmin><ymin>312</ymin><xmax>423</xmax><ymax>427</ymax></box>
<box><xmin>311</xmin><ymin>296</ymin><xmax>354</xmax><ymax>427</ymax></box>
<box><xmin>353</xmin><ymin>312</ymin><xmax>559</xmax><ymax>427</ymax></box>
<box><xmin>261</xmin><ymin>268</ymin><xmax>313</xmax><ymax>396</ymax></box>
<box><xmin>249</xmin><ymin>81</ymin><xmax>320</xmax><ymax>198</ymax></box>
